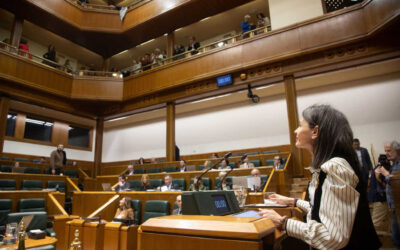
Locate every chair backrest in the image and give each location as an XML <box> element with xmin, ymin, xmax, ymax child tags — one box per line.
<box><xmin>1</xmin><ymin>156</ymin><xmax>10</xmax><ymax>161</ymax></box>
<box><xmin>0</xmin><ymin>165</ymin><xmax>12</xmax><ymax>172</ymax></box>
<box><xmin>163</xmin><ymin>166</ymin><xmax>177</xmax><ymax>173</ymax></box>
<box><xmin>63</xmin><ymin>170</ymin><xmax>78</xmax><ymax>178</ymax></box>
<box><xmin>47</xmin><ymin>181</ymin><xmax>66</xmax><ymax>193</ymax></box>
<box><xmin>21</xmin><ymin>180</ymin><xmax>43</xmax><ymax>190</ymax></box>
<box><xmin>7</xmin><ymin>211</ymin><xmax>47</xmax><ymax>231</ymax></box>
<box><xmin>190</xmin><ymin>177</ymin><xmax>210</xmax><ymax>190</ymax></box>
<box><xmin>142</xmin><ymin>200</ymin><xmax>170</xmax><ymax>223</ymax></box>
<box><xmin>265</xmin><ymin>159</ymin><xmax>274</xmax><ymax>166</ymax></box>
<box><xmin>263</xmin><ymin>150</ymin><xmax>280</xmax><ymax>154</ymax></box>
<box><xmin>32</xmin><ymin>159</ymin><xmax>41</xmax><ymax>163</ymax></box>
<box><xmin>135</xmin><ymin>169</ymin><xmax>145</xmax><ymax>174</ymax></box>
<box><xmin>0</xmin><ymin>199</ymin><xmax>12</xmax><ymax>226</ymax></box>
<box><xmin>0</xmin><ymin>179</ymin><xmax>17</xmax><ymax>190</ymax></box>
<box><xmin>198</xmin><ymin>165</ymin><xmax>205</xmax><ymax>171</ymax></box>
<box><xmin>128</xmin><ymin>180</ymin><xmax>142</xmax><ymax>191</ymax></box>
<box><xmin>172</xmin><ymin>179</ymin><xmax>186</xmax><ymax>191</ymax></box>
<box><xmin>228</xmin><ymin>162</ymin><xmax>237</xmax><ymax>168</ymax></box>
<box><xmin>246</xmin><ymin>152</ymin><xmax>259</xmax><ymax>156</ymax></box>
<box><xmin>19</xmin><ymin>198</ymin><xmax>46</xmax><ymax>212</ymax></box>
<box><xmin>249</xmin><ymin>160</ymin><xmax>261</xmax><ymax>167</ymax></box>
<box><xmin>149</xmin><ymin>179</ymin><xmax>162</xmax><ymax>189</ymax></box>
<box><xmin>131</xmin><ymin>200</ymin><xmax>142</xmax><ymax>225</ymax></box>
<box><xmin>13</xmin><ymin>157</ymin><xmax>29</xmax><ymax>162</ymax></box>
<box><xmin>214</xmin><ymin>177</ymin><xmax>232</xmax><ymax>190</ymax></box>
<box><xmin>24</xmin><ymin>167</ymin><xmax>41</xmax><ymax>174</ymax></box>
<box><xmin>146</xmin><ymin>168</ymin><xmax>161</xmax><ymax>174</ymax></box>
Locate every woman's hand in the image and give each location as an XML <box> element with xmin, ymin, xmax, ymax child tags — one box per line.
<box><xmin>268</xmin><ymin>193</ymin><xmax>295</xmax><ymax>206</ymax></box>
<box><xmin>258</xmin><ymin>209</ymin><xmax>287</xmax><ymax>230</ymax></box>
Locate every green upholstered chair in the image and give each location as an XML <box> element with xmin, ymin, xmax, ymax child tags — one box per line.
<box><xmin>0</xmin><ymin>179</ymin><xmax>17</xmax><ymax>190</ymax></box>
<box><xmin>149</xmin><ymin>179</ymin><xmax>162</xmax><ymax>189</ymax></box>
<box><xmin>198</xmin><ymin>165</ymin><xmax>205</xmax><ymax>171</ymax></box>
<box><xmin>32</xmin><ymin>159</ymin><xmax>41</xmax><ymax>163</ymax></box>
<box><xmin>265</xmin><ymin>159</ymin><xmax>274</xmax><ymax>166</ymax></box>
<box><xmin>7</xmin><ymin>211</ymin><xmax>55</xmax><ymax>237</ymax></box>
<box><xmin>19</xmin><ymin>198</ymin><xmax>46</xmax><ymax>212</ymax></box>
<box><xmin>21</xmin><ymin>180</ymin><xmax>43</xmax><ymax>190</ymax></box>
<box><xmin>0</xmin><ymin>165</ymin><xmax>12</xmax><ymax>172</ymax></box>
<box><xmin>214</xmin><ymin>177</ymin><xmax>233</xmax><ymax>190</ymax></box>
<box><xmin>134</xmin><ymin>169</ymin><xmax>145</xmax><ymax>174</ymax></box>
<box><xmin>0</xmin><ymin>199</ymin><xmax>12</xmax><ymax>230</ymax></box>
<box><xmin>24</xmin><ymin>167</ymin><xmax>41</xmax><ymax>174</ymax></box>
<box><xmin>228</xmin><ymin>162</ymin><xmax>237</xmax><ymax>168</ymax></box>
<box><xmin>146</xmin><ymin>168</ymin><xmax>161</xmax><ymax>174</ymax></box>
<box><xmin>163</xmin><ymin>166</ymin><xmax>177</xmax><ymax>173</ymax></box>
<box><xmin>47</xmin><ymin>181</ymin><xmax>66</xmax><ymax>193</ymax></box>
<box><xmin>249</xmin><ymin>160</ymin><xmax>261</xmax><ymax>167</ymax></box>
<box><xmin>1</xmin><ymin>156</ymin><xmax>10</xmax><ymax>161</ymax></box>
<box><xmin>172</xmin><ymin>179</ymin><xmax>186</xmax><ymax>191</ymax></box>
<box><xmin>63</xmin><ymin>170</ymin><xmax>78</xmax><ymax>178</ymax></box>
<box><xmin>263</xmin><ymin>150</ymin><xmax>280</xmax><ymax>154</ymax></box>
<box><xmin>142</xmin><ymin>200</ymin><xmax>170</xmax><ymax>223</ymax></box>
<box><xmin>246</xmin><ymin>152</ymin><xmax>259</xmax><ymax>156</ymax></box>
<box><xmin>13</xmin><ymin>157</ymin><xmax>29</xmax><ymax>162</ymax></box>
<box><xmin>128</xmin><ymin>180</ymin><xmax>142</xmax><ymax>191</ymax></box>
<box><xmin>190</xmin><ymin>177</ymin><xmax>210</xmax><ymax>190</ymax></box>
<box><xmin>282</xmin><ymin>158</ymin><xmax>287</xmax><ymax>165</ymax></box>
<box><xmin>130</xmin><ymin>200</ymin><xmax>142</xmax><ymax>225</ymax></box>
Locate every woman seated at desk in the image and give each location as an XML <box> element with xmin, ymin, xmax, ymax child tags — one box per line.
<box><xmin>189</xmin><ymin>176</ymin><xmax>207</xmax><ymax>191</ymax></box>
<box><xmin>114</xmin><ymin>197</ymin><xmax>134</xmax><ymax>222</ymax></box>
<box><xmin>139</xmin><ymin>174</ymin><xmax>153</xmax><ymax>191</ymax></box>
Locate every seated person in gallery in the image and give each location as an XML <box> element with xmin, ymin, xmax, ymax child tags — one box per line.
<box><xmin>172</xmin><ymin>195</ymin><xmax>182</xmax><ymax>215</ymax></box>
<box><xmin>179</xmin><ymin>160</ymin><xmax>187</xmax><ymax>172</ymax></box>
<box><xmin>139</xmin><ymin>174</ymin><xmax>153</xmax><ymax>191</ymax></box>
<box><xmin>125</xmin><ymin>164</ymin><xmax>135</xmax><ymax>175</ymax></box>
<box><xmin>218</xmin><ymin>171</ymin><xmax>232</xmax><ymax>190</ymax></box>
<box><xmin>274</xmin><ymin>155</ymin><xmax>284</xmax><ymax>170</ymax></box>
<box><xmin>138</xmin><ymin>157</ymin><xmax>145</xmax><ymax>165</ymax></box>
<box><xmin>250</xmin><ymin>168</ymin><xmax>266</xmax><ymax>192</ymax></box>
<box><xmin>219</xmin><ymin>159</ymin><xmax>230</xmax><ymax>170</ymax></box>
<box><xmin>203</xmin><ymin>160</ymin><xmax>213</xmax><ymax>170</ymax></box>
<box><xmin>48</xmin><ymin>168</ymin><xmax>60</xmax><ymax>175</ymax></box>
<box><xmin>113</xmin><ymin>197</ymin><xmax>134</xmax><ymax>222</ymax></box>
<box><xmin>113</xmin><ymin>174</ymin><xmax>130</xmax><ymax>191</ymax></box>
<box><xmin>157</xmin><ymin>175</ymin><xmax>179</xmax><ymax>191</ymax></box>
<box><xmin>211</xmin><ymin>153</ymin><xmax>219</xmax><ymax>159</ymax></box>
<box><xmin>188</xmin><ymin>176</ymin><xmax>207</xmax><ymax>191</ymax></box>
<box><xmin>239</xmin><ymin>155</ymin><xmax>255</xmax><ymax>168</ymax></box>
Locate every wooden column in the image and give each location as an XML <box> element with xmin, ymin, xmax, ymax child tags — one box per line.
<box><xmin>94</xmin><ymin>117</ymin><xmax>104</xmax><ymax>177</ymax></box>
<box><xmin>166</xmin><ymin>33</ymin><xmax>175</xmax><ymax>58</ymax></box>
<box><xmin>166</xmin><ymin>102</ymin><xmax>176</xmax><ymax>162</ymax></box>
<box><xmin>284</xmin><ymin>75</ymin><xmax>303</xmax><ymax>176</ymax></box>
<box><xmin>0</xmin><ymin>97</ymin><xmax>10</xmax><ymax>153</ymax></box>
<box><xmin>102</xmin><ymin>58</ymin><xmax>110</xmax><ymax>72</ymax></box>
<box><xmin>10</xmin><ymin>16</ymin><xmax>24</xmax><ymax>48</ymax></box>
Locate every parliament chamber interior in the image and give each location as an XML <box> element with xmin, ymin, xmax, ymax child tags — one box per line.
<box><xmin>0</xmin><ymin>0</ymin><xmax>399</xmax><ymax>249</ymax></box>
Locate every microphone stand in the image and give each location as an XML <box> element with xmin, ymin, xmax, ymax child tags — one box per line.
<box><xmin>218</xmin><ymin>165</ymin><xmax>234</xmax><ymax>190</ymax></box>
<box><xmin>195</xmin><ymin>155</ymin><xmax>229</xmax><ymax>191</ymax></box>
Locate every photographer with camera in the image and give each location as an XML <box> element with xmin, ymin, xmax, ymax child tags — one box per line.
<box><xmin>368</xmin><ymin>154</ymin><xmax>391</xmax><ymax>232</ymax></box>
<box><xmin>375</xmin><ymin>141</ymin><xmax>400</xmax><ymax>248</ymax></box>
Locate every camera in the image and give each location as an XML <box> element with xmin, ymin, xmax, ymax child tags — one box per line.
<box><xmin>377</xmin><ymin>154</ymin><xmax>390</xmax><ymax>183</ymax></box>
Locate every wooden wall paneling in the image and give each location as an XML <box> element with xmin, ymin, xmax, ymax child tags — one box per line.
<box><xmin>120</xmin><ymin>225</ymin><xmax>138</xmax><ymax>250</ymax></box>
<box><xmin>71</xmin><ymin>77</ymin><xmax>123</xmax><ymax>101</ymax></box>
<box><xmin>72</xmin><ymin>191</ymin><xmax>117</xmax><ymax>217</ymax></box>
<box><xmin>0</xmin><ymin>97</ymin><xmax>10</xmax><ymax>153</ymax></box>
<box><xmin>166</xmin><ymin>102</ymin><xmax>175</xmax><ymax>162</ymax></box>
<box><xmin>47</xmin><ymin>192</ymin><xmax>68</xmax><ymax>215</ymax></box>
<box><xmin>14</xmin><ymin>113</ymin><xmax>26</xmax><ymax>139</ymax></box>
<box><xmin>53</xmin><ymin>215</ymin><xmax>79</xmax><ymax>250</ymax></box>
<box><xmin>10</xmin><ymin>16</ymin><xmax>23</xmax><ymax>48</ymax></box>
<box><xmin>0</xmin><ymin>191</ymin><xmax>64</xmax><ymax>213</ymax></box>
<box><xmin>52</xmin><ymin>121</ymin><xmax>69</xmax><ymax>146</ymax></box>
<box><xmin>103</xmin><ymin>222</ymin><xmax>123</xmax><ymax>250</ymax></box>
<box><xmin>283</xmin><ymin>75</ymin><xmax>303</xmax><ymax>177</ymax></box>
<box><xmin>167</xmin><ymin>32</ymin><xmax>174</xmax><ymax>58</ymax></box>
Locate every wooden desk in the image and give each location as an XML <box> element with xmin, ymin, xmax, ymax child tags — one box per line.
<box><xmin>65</xmin><ymin>219</ymin><xmax>105</xmax><ymax>250</ymax></box>
<box><xmin>138</xmin><ymin>215</ymin><xmax>276</xmax><ymax>250</ymax></box>
<box><xmin>0</xmin><ymin>236</ymin><xmax>57</xmax><ymax>249</ymax></box>
<box><xmin>103</xmin><ymin>223</ymin><xmax>138</xmax><ymax>250</ymax></box>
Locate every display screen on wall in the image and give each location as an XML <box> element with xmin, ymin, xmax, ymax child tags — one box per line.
<box><xmin>24</xmin><ymin>116</ymin><xmax>53</xmax><ymax>142</ymax></box>
<box><xmin>217</xmin><ymin>74</ymin><xmax>233</xmax><ymax>87</ymax></box>
<box><xmin>68</xmin><ymin>125</ymin><xmax>90</xmax><ymax>148</ymax></box>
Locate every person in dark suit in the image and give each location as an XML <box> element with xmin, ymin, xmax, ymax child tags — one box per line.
<box><xmin>158</xmin><ymin>175</ymin><xmax>179</xmax><ymax>191</ymax></box>
<box><xmin>187</xmin><ymin>36</ymin><xmax>200</xmax><ymax>55</ymax></box>
<box><xmin>172</xmin><ymin>195</ymin><xmax>182</xmax><ymax>215</ymax></box>
<box><xmin>353</xmin><ymin>138</ymin><xmax>373</xmax><ymax>185</ymax></box>
<box><xmin>175</xmin><ymin>145</ymin><xmax>180</xmax><ymax>161</ymax></box>
<box><xmin>250</xmin><ymin>168</ymin><xmax>266</xmax><ymax>192</ymax></box>
<box><xmin>125</xmin><ymin>164</ymin><xmax>136</xmax><ymax>175</ymax></box>
<box><xmin>113</xmin><ymin>174</ymin><xmax>130</xmax><ymax>191</ymax></box>
<box><xmin>179</xmin><ymin>160</ymin><xmax>187</xmax><ymax>172</ymax></box>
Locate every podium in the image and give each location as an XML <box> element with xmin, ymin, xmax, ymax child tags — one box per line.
<box><xmin>138</xmin><ymin>215</ymin><xmax>277</xmax><ymax>250</ymax></box>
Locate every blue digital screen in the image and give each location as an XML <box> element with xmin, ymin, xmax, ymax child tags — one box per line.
<box><xmin>212</xmin><ymin>195</ymin><xmax>230</xmax><ymax>214</ymax></box>
<box><xmin>217</xmin><ymin>74</ymin><xmax>233</xmax><ymax>87</ymax></box>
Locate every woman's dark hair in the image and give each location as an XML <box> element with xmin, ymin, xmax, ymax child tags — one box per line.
<box><xmin>257</xmin><ymin>13</ymin><xmax>265</xmax><ymax>19</ymax></box>
<box><xmin>121</xmin><ymin>197</ymin><xmax>132</xmax><ymax>209</ymax></box>
<box><xmin>119</xmin><ymin>174</ymin><xmax>127</xmax><ymax>180</ymax></box>
<box><xmin>138</xmin><ymin>157</ymin><xmax>144</xmax><ymax>164</ymax></box>
<box><xmin>302</xmin><ymin>104</ymin><xmax>360</xmax><ymax>176</ymax></box>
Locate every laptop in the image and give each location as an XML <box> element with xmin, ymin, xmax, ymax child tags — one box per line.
<box><xmin>186</xmin><ymin>165</ymin><xmax>196</xmax><ymax>172</ymax></box>
<box><xmin>12</xmin><ymin>167</ymin><xmax>26</xmax><ymax>173</ymax></box>
<box><xmin>102</xmin><ymin>183</ymin><xmax>112</xmax><ymax>191</ymax></box>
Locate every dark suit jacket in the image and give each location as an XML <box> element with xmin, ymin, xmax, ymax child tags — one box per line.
<box><xmin>172</xmin><ymin>208</ymin><xmax>181</xmax><ymax>215</ymax></box>
<box><xmin>357</xmin><ymin>147</ymin><xmax>373</xmax><ymax>183</ymax></box>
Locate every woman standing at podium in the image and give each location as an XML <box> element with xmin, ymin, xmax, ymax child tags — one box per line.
<box><xmin>259</xmin><ymin>104</ymin><xmax>380</xmax><ymax>249</ymax></box>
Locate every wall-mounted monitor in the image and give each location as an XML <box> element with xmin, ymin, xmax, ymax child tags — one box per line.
<box><xmin>217</xmin><ymin>74</ymin><xmax>233</xmax><ymax>87</ymax></box>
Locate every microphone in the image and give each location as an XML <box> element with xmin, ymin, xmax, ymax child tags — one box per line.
<box><xmin>195</xmin><ymin>152</ymin><xmax>232</xmax><ymax>191</ymax></box>
<box><xmin>218</xmin><ymin>164</ymin><xmax>234</xmax><ymax>190</ymax></box>
<box><xmin>223</xmin><ymin>152</ymin><xmax>232</xmax><ymax>160</ymax></box>
<box><xmin>238</xmin><ymin>153</ymin><xmax>248</xmax><ymax>164</ymax></box>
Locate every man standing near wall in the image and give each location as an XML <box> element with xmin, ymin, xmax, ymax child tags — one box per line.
<box><xmin>50</xmin><ymin>144</ymin><xmax>64</xmax><ymax>174</ymax></box>
<box><xmin>353</xmin><ymin>138</ymin><xmax>373</xmax><ymax>185</ymax></box>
